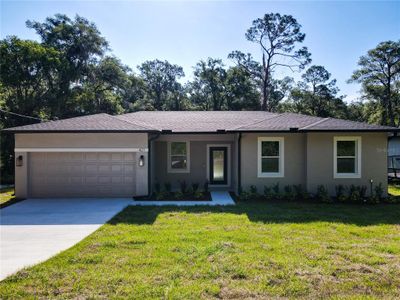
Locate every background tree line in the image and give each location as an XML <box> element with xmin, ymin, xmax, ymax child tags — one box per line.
<box><xmin>1</xmin><ymin>13</ymin><xmax>399</xmax><ymax>183</ymax></box>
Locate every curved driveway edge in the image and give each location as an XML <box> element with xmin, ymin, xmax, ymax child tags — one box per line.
<box><xmin>0</xmin><ymin>198</ymin><xmax>132</xmax><ymax>280</ymax></box>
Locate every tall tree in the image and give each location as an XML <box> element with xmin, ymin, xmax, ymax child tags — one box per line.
<box><xmin>26</xmin><ymin>14</ymin><xmax>109</xmax><ymax>117</ymax></box>
<box><xmin>189</xmin><ymin>58</ymin><xmax>227</xmax><ymax>110</ymax></box>
<box><xmin>225</xmin><ymin>66</ymin><xmax>260</xmax><ymax>110</ymax></box>
<box><xmin>229</xmin><ymin>13</ymin><xmax>311</xmax><ymax>111</ymax></box>
<box><xmin>285</xmin><ymin>65</ymin><xmax>346</xmax><ymax>118</ymax></box>
<box><xmin>349</xmin><ymin>40</ymin><xmax>400</xmax><ymax>127</ymax></box>
<box><xmin>138</xmin><ymin>59</ymin><xmax>184</xmax><ymax>110</ymax></box>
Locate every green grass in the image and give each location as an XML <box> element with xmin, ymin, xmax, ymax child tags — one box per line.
<box><xmin>389</xmin><ymin>183</ymin><xmax>400</xmax><ymax>196</ymax></box>
<box><xmin>1</xmin><ymin>202</ymin><xmax>399</xmax><ymax>299</ymax></box>
<box><xmin>0</xmin><ymin>187</ymin><xmax>15</xmax><ymax>205</ymax></box>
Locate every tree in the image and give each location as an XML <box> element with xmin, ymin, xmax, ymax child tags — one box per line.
<box><xmin>0</xmin><ymin>36</ymin><xmax>60</xmax><ymax>122</ymax></box>
<box><xmin>189</xmin><ymin>58</ymin><xmax>227</xmax><ymax>110</ymax></box>
<box><xmin>138</xmin><ymin>59</ymin><xmax>185</xmax><ymax>110</ymax></box>
<box><xmin>229</xmin><ymin>13</ymin><xmax>311</xmax><ymax>111</ymax></box>
<box><xmin>26</xmin><ymin>14</ymin><xmax>109</xmax><ymax>117</ymax></box>
<box><xmin>225</xmin><ymin>66</ymin><xmax>260</xmax><ymax>110</ymax></box>
<box><xmin>68</xmin><ymin>56</ymin><xmax>130</xmax><ymax>115</ymax></box>
<box><xmin>285</xmin><ymin>65</ymin><xmax>347</xmax><ymax>118</ymax></box>
<box><xmin>349</xmin><ymin>40</ymin><xmax>400</xmax><ymax>126</ymax></box>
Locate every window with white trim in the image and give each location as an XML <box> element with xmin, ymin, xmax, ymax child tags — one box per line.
<box><xmin>334</xmin><ymin>136</ymin><xmax>361</xmax><ymax>178</ymax></box>
<box><xmin>167</xmin><ymin>141</ymin><xmax>190</xmax><ymax>173</ymax></box>
<box><xmin>257</xmin><ymin>137</ymin><xmax>284</xmax><ymax>177</ymax></box>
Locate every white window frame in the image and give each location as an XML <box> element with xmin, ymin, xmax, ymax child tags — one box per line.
<box><xmin>257</xmin><ymin>137</ymin><xmax>284</xmax><ymax>178</ymax></box>
<box><xmin>167</xmin><ymin>141</ymin><xmax>190</xmax><ymax>173</ymax></box>
<box><xmin>333</xmin><ymin>136</ymin><xmax>361</xmax><ymax>179</ymax></box>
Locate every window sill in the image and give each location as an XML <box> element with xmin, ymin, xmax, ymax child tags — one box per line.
<box><xmin>334</xmin><ymin>173</ymin><xmax>361</xmax><ymax>179</ymax></box>
<box><xmin>257</xmin><ymin>173</ymin><xmax>284</xmax><ymax>178</ymax></box>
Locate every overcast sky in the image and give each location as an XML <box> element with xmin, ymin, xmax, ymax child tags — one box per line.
<box><xmin>1</xmin><ymin>1</ymin><xmax>399</xmax><ymax>102</ymax></box>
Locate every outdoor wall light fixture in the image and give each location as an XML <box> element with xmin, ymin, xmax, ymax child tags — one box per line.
<box><xmin>16</xmin><ymin>155</ymin><xmax>23</xmax><ymax>167</ymax></box>
<box><xmin>139</xmin><ymin>155</ymin><xmax>145</xmax><ymax>167</ymax></box>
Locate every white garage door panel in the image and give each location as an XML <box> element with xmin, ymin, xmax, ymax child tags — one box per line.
<box><xmin>29</xmin><ymin>152</ymin><xmax>136</xmax><ymax>198</ymax></box>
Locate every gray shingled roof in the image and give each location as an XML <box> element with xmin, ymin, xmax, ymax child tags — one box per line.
<box><xmin>116</xmin><ymin>111</ymin><xmax>277</xmax><ymax>132</ymax></box>
<box><xmin>3</xmin><ymin>113</ymin><xmax>157</xmax><ymax>132</ymax></box>
<box><xmin>3</xmin><ymin>111</ymin><xmax>398</xmax><ymax>133</ymax></box>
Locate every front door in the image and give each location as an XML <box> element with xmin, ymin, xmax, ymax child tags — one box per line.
<box><xmin>209</xmin><ymin>147</ymin><xmax>227</xmax><ymax>185</ymax></box>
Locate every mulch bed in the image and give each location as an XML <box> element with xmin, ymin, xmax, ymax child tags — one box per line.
<box><xmin>134</xmin><ymin>192</ymin><xmax>212</xmax><ymax>201</ymax></box>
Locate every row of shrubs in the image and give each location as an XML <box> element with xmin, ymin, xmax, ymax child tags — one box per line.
<box><xmin>239</xmin><ymin>183</ymin><xmax>397</xmax><ymax>204</ymax></box>
<box><xmin>153</xmin><ymin>180</ymin><xmax>209</xmax><ymax>200</ymax></box>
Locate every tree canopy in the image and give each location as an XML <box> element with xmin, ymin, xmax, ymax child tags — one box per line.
<box><xmin>0</xmin><ymin>13</ymin><xmax>398</xmax><ymax>183</ymax></box>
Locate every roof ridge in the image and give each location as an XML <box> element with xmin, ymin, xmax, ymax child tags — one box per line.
<box><xmin>299</xmin><ymin>117</ymin><xmax>331</xmax><ymax>130</ymax></box>
<box><xmin>230</xmin><ymin>112</ymin><xmax>282</xmax><ymax>130</ymax></box>
<box><xmin>113</xmin><ymin>114</ymin><xmax>160</xmax><ymax>131</ymax></box>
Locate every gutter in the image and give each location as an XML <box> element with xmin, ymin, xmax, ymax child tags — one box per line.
<box><xmin>147</xmin><ymin>132</ymin><xmax>161</xmax><ymax>196</ymax></box>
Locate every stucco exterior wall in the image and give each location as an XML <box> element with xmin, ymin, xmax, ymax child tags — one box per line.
<box><xmin>153</xmin><ymin>135</ymin><xmax>236</xmax><ymax>190</ymax></box>
<box><xmin>240</xmin><ymin>133</ymin><xmax>307</xmax><ymax>191</ymax></box>
<box><xmin>14</xmin><ymin>133</ymin><xmax>148</xmax><ymax>198</ymax></box>
<box><xmin>306</xmin><ymin>132</ymin><xmax>388</xmax><ymax>196</ymax></box>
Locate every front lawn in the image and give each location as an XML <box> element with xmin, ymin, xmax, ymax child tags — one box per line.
<box><xmin>389</xmin><ymin>182</ymin><xmax>400</xmax><ymax>196</ymax></box>
<box><xmin>0</xmin><ymin>187</ymin><xmax>15</xmax><ymax>207</ymax></box>
<box><xmin>1</xmin><ymin>202</ymin><xmax>399</xmax><ymax>299</ymax></box>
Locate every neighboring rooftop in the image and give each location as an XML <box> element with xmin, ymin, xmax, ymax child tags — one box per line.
<box><xmin>3</xmin><ymin>111</ymin><xmax>398</xmax><ymax>133</ymax></box>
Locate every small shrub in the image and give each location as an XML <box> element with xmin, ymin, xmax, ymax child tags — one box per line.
<box><xmin>335</xmin><ymin>185</ymin><xmax>347</xmax><ymax>202</ymax></box>
<box><xmin>374</xmin><ymin>183</ymin><xmax>384</xmax><ymax>200</ymax></box>
<box><xmin>263</xmin><ymin>186</ymin><xmax>272</xmax><ymax>201</ymax></box>
<box><xmin>154</xmin><ymin>182</ymin><xmax>161</xmax><ymax>194</ymax></box>
<box><xmin>293</xmin><ymin>184</ymin><xmax>309</xmax><ymax>201</ymax></box>
<box><xmin>164</xmin><ymin>182</ymin><xmax>172</xmax><ymax>193</ymax></box>
<box><xmin>175</xmin><ymin>191</ymin><xmax>184</xmax><ymax>200</ymax></box>
<box><xmin>180</xmin><ymin>180</ymin><xmax>187</xmax><ymax>194</ymax></box>
<box><xmin>187</xmin><ymin>187</ymin><xmax>193</xmax><ymax>195</ymax></box>
<box><xmin>192</xmin><ymin>183</ymin><xmax>199</xmax><ymax>193</ymax></box>
<box><xmin>316</xmin><ymin>185</ymin><xmax>331</xmax><ymax>203</ymax></box>
<box><xmin>203</xmin><ymin>180</ymin><xmax>209</xmax><ymax>193</ymax></box>
<box><xmin>239</xmin><ymin>191</ymin><xmax>251</xmax><ymax>201</ymax></box>
<box><xmin>284</xmin><ymin>185</ymin><xmax>296</xmax><ymax>201</ymax></box>
<box><xmin>272</xmin><ymin>183</ymin><xmax>280</xmax><ymax>195</ymax></box>
<box><xmin>348</xmin><ymin>185</ymin><xmax>362</xmax><ymax>203</ymax></box>
<box><xmin>249</xmin><ymin>185</ymin><xmax>258</xmax><ymax>195</ymax></box>
<box><xmin>193</xmin><ymin>191</ymin><xmax>203</xmax><ymax>199</ymax></box>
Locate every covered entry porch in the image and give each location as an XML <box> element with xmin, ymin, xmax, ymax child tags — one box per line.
<box><xmin>150</xmin><ymin>133</ymin><xmax>239</xmax><ymax>193</ymax></box>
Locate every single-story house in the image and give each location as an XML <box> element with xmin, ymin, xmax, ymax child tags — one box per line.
<box><xmin>4</xmin><ymin>111</ymin><xmax>398</xmax><ymax>198</ymax></box>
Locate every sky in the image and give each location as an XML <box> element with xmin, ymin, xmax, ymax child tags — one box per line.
<box><xmin>1</xmin><ymin>0</ymin><xmax>399</xmax><ymax>102</ymax></box>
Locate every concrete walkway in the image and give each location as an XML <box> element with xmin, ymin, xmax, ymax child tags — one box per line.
<box><xmin>132</xmin><ymin>191</ymin><xmax>236</xmax><ymax>206</ymax></box>
<box><xmin>0</xmin><ymin>198</ymin><xmax>132</xmax><ymax>280</ymax></box>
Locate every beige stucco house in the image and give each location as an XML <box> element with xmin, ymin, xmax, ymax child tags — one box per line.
<box><xmin>4</xmin><ymin>111</ymin><xmax>398</xmax><ymax>199</ymax></box>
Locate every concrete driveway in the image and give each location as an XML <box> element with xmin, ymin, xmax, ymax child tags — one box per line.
<box><xmin>0</xmin><ymin>198</ymin><xmax>132</xmax><ymax>280</ymax></box>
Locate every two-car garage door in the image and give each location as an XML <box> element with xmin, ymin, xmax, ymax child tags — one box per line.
<box><xmin>29</xmin><ymin>152</ymin><xmax>136</xmax><ymax>198</ymax></box>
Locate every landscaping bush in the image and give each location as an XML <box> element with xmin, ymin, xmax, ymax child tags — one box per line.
<box><xmin>180</xmin><ymin>180</ymin><xmax>187</xmax><ymax>194</ymax></box>
<box><xmin>192</xmin><ymin>183</ymin><xmax>199</xmax><ymax>193</ymax></box>
<box><xmin>164</xmin><ymin>182</ymin><xmax>171</xmax><ymax>194</ymax></box>
<box><xmin>284</xmin><ymin>185</ymin><xmax>296</xmax><ymax>201</ymax></box>
<box><xmin>154</xmin><ymin>182</ymin><xmax>161</xmax><ymax>194</ymax></box>
<box><xmin>263</xmin><ymin>185</ymin><xmax>272</xmax><ymax>201</ymax></box>
<box><xmin>335</xmin><ymin>185</ymin><xmax>347</xmax><ymax>202</ymax></box>
<box><xmin>316</xmin><ymin>185</ymin><xmax>331</xmax><ymax>203</ymax></box>
<box><xmin>175</xmin><ymin>191</ymin><xmax>184</xmax><ymax>200</ymax></box>
<box><xmin>348</xmin><ymin>185</ymin><xmax>366</xmax><ymax>203</ymax></box>
<box><xmin>293</xmin><ymin>184</ymin><xmax>309</xmax><ymax>201</ymax></box>
<box><xmin>203</xmin><ymin>180</ymin><xmax>209</xmax><ymax>193</ymax></box>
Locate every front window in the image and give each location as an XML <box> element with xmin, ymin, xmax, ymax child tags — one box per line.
<box><xmin>168</xmin><ymin>141</ymin><xmax>190</xmax><ymax>173</ymax></box>
<box><xmin>258</xmin><ymin>137</ymin><xmax>284</xmax><ymax>177</ymax></box>
<box><xmin>334</xmin><ymin>137</ymin><xmax>361</xmax><ymax>178</ymax></box>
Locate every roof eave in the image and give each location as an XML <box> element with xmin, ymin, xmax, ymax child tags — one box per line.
<box><xmin>1</xmin><ymin>129</ymin><xmax>159</xmax><ymax>134</ymax></box>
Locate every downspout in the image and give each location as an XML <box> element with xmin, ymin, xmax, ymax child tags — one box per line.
<box><xmin>238</xmin><ymin>132</ymin><xmax>242</xmax><ymax>194</ymax></box>
<box><xmin>148</xmin><ymin>132</ymin><xmax>161</xmax><ymax>196</ymax></box>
